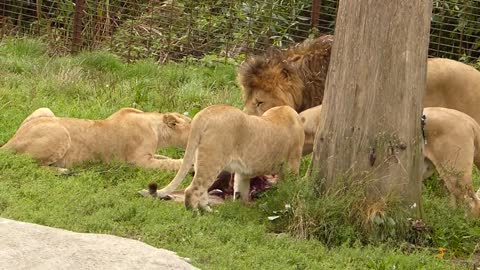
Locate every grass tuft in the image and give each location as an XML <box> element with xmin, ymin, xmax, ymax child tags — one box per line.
<box><xmin>0</xmin><ymin>38</ymin><xmax>46</xmax><ymax>58</ymax></box>
<box><xmin>75</xmin><ymin>51</ymin><xmax>124</xmax><ymax>73</ymax></box>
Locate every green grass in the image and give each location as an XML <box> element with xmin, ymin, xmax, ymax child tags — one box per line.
<box><xmin>0</xmin><ymin>38</ymin><xmax>476</xmax><ymax>269</ymax></box>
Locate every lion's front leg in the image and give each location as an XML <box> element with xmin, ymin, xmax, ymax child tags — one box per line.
<box><xmin>41</xmin><ymin>166</ymin><xmax>72</xmax><ymax>176</ymax></box>
<box><xmin>132</xmin><ymin>154</ymin><xmax>183</xmax><ymax>171</ymax></box>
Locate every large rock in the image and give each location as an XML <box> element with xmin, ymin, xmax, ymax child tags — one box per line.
<box><xmin>0</xmin><ymin>218</ymin><xmax>197</xmax><ymax>270</ymax></box>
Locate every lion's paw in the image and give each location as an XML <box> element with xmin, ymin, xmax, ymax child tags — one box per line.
<box><xmin>138</xmin><ymin>189</ymin><xmax>153</xmax><ymax>197</ymax></box>
<box><xmin>55</xmin><ymin>168</ymin><xmax>77</xmax><ymax>176</ymax></box>
<box><xmin>201</xmin><ymin>205</ymin><xmax>213</xmax><ymax>213</ymax></box>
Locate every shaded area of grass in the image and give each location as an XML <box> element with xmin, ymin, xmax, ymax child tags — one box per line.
<box><xmin>0</xmin><ymin>38</ymin><xmax>472</xmax><ymax>269</ymax></box>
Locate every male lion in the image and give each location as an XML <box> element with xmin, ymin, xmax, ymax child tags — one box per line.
<box><xmin>300</xmin><ymin>105</ymin><xmax>480</xmax><ymax>217</ymax></box>
<box><xmin>238</xmin><ymin>35</ymin><xmax>333</xmax><ymax>115</ymax></box>
<box><xmin>238</xmin><ymin>36</ymin><xmax>480</xmax><ymax>126</ymax></box>
<box><xmin>1</xmin><ymin>107</ymin><xmax>191</xmax><ymax>171</ymax></box>
<box><xmin>150</xmin><ymin>105</ymin><xmax>305</xmax><ymax>212</ymax></box>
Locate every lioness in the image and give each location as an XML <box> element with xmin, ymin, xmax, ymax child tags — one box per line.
<box><xmin>152</xmin><ymin>105</ymin><xmax>305</xmax><ymax>212</ymax></box>
<box><xmin>238</xmin><ymin>35</ymin><xmax>480</xmax><ymax>127</ymax></box>
<box><xmin>300</xmin><ymin>105</ymin><xmax>480</xmax><ymax>216</ymax></box>
<box><xmin>1</xmin><ymin>107</ymin><xmax>191</xmax><ymax>171</ymax></box>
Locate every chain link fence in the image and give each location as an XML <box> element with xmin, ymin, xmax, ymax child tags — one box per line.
<box><xmin>1</xmin><ymin>0</ymin><xmax>479</xmax><ymax>63</ymax></box>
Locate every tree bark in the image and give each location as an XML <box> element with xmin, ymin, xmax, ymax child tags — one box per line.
<box><xmin>311</xmin><ymin>0</ymin><xmax>432</xmax><ymax>217</ymax></box>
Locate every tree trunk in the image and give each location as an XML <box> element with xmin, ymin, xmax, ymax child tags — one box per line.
<box><xmin>311</xmin><ymin>1</ymin><xmax>432</xmax><ymax>217</ymax></box>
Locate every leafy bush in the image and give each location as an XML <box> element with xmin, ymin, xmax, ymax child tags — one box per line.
<box><xmin>431</xmin><ymin>0</ymin><xmax>480</xmax><ymax>61</ymax></box>
<box><xmin>3</xmin><ymin>0</ymin><xmax>480</xmax><ymax>62</ymax></box>
<box><xmin>109</xmin><ymin>0</ymin><xmax>314</xmax><ymax>62</ymax></box>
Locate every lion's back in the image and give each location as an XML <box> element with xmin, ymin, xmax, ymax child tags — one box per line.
<box><xmin>424</xmin><ymin>107</ymin><xmax>478</xmax><ymax>137</ymax></box>
<box><xmin>106</xmin><ymin>108</ymin><xmax>144</xmax><ymax>120</ymax></box>
<box><xmin>191</xmin><ymin>105</ymin><xmax>246</xmax><ymax>130</ymax></box>
<box><xmin>239</xmin><ymin>106</ymin><xmax>304</xmax><ymax>170</ymax></box>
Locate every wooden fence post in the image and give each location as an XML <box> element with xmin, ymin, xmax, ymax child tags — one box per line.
<box><xmin>72</xmin><ymin>0</ymin><xmax>85</xmax><ymax>53</ymax></box>
<box><xmin>311</xmin><ymin>0</ymin><xmax>322</xmax><ymax>29</ymax></box>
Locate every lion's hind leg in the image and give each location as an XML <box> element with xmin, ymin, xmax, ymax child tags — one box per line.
<box><xmin>467</xmin><ymin>190</ymin><xmax>480</xmax><ymax>217</ymax></box>
<box><xmin>9</xmin><ymin>122</ymin><xmax>71</xmax><ymax>168</ymax></box>
<box><xmin>429</xmin><ymin>144</ymin><xmax>479</xmax><ymax>216</ymax></box>
<box><xmin>434</xmin><ymin>160</ymin><xmax>473</xmax><ymax>207</ymax></box>
<box><xmin>184</xmin><ymin>150</ymin><xmax>227</xmax><ymax>213</ymax></box>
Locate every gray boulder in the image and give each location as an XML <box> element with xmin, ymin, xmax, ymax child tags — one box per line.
<box><xmin>0</xmin><ymin>218</ymin><xmax>197</xmax><ymax>270</ymax></box>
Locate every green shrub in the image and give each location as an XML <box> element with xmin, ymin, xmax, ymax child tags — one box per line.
<box><xmin>110</xmin><ymin>0</ymin><xmax>314</xmax><ymax>62</ymax></box>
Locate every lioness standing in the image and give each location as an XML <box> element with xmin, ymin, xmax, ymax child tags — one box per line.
<box><xmin>300</xmin><ymin>105</ymin><xmax>480</xmax><ymax>217</ymax></box>
<box><xmin>1</xmin><ymin>107</ymin><xmax>191</xmax><ymax>170</ymax></box>
<box><xmin>154</xmin><ymin>105</ymin><xmax>305</xmax><ymax>212</ymax></box>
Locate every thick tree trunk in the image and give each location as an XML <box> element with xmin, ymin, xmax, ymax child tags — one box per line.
<box><xmin>311</xmin><ymin>1</ymin><xmax>432</xmax><ymax>217</ymax></box>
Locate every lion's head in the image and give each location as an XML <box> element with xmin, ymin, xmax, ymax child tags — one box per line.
<box><xmin>237</xmin><ymin>35</ymin><xmax>333</xmax><ymax>116</ymax></box>
<box><xmin>237</xmin><ymin>54</ymin><xmax>304</xmax><ymax>116</ymax></box>
<box><xmin>162</xmin><ymin>112</ymin><xmax>191</xmax><ymax>148</ymax></box>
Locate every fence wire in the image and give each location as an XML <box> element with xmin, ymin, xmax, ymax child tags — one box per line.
<box><xmin>1</xmin><ymin>0</ymin><xmax>479</xmax><ymax>63</ymax></box>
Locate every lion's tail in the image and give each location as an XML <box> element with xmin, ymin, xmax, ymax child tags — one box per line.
<box><xmin>157</xmin><ymin>126</ymin><xmax>201</xmax><ymax>197</ymax></box>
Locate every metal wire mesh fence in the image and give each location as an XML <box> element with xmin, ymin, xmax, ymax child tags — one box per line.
<box><xmin>317</xmin><ymin>0</ymin><xmax>480</xmax><ymax>62</ymax></box>
<box><xmin>1</xmin><ymin>0</ymin><xmax>479</xmax><ymax>62</ymax></box>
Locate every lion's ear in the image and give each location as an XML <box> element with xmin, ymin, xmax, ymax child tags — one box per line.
<box><xmin>163</xmin><ymin>114</ymin><xmax>180</xmax><ymax>128</ymax></box>
<box><xmin>281</xmin><ymin>62</ymin><xmax>294</xmax><ymax>79</ymax></box>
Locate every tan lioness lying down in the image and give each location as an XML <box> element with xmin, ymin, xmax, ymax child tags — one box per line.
<box><xmin>1</xmin><ymin>107</ymin><xmax>191</xmax><ymax>171</ymax></box>
<box><xmin>300</xmin><ymin>105</ymin><xmax>480</xmax><ymax>217</ymax></box>
<box><xmin>150</xmin><ymin>105</ymin><xmax>305</xmax><ymax>212</ymax></box>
